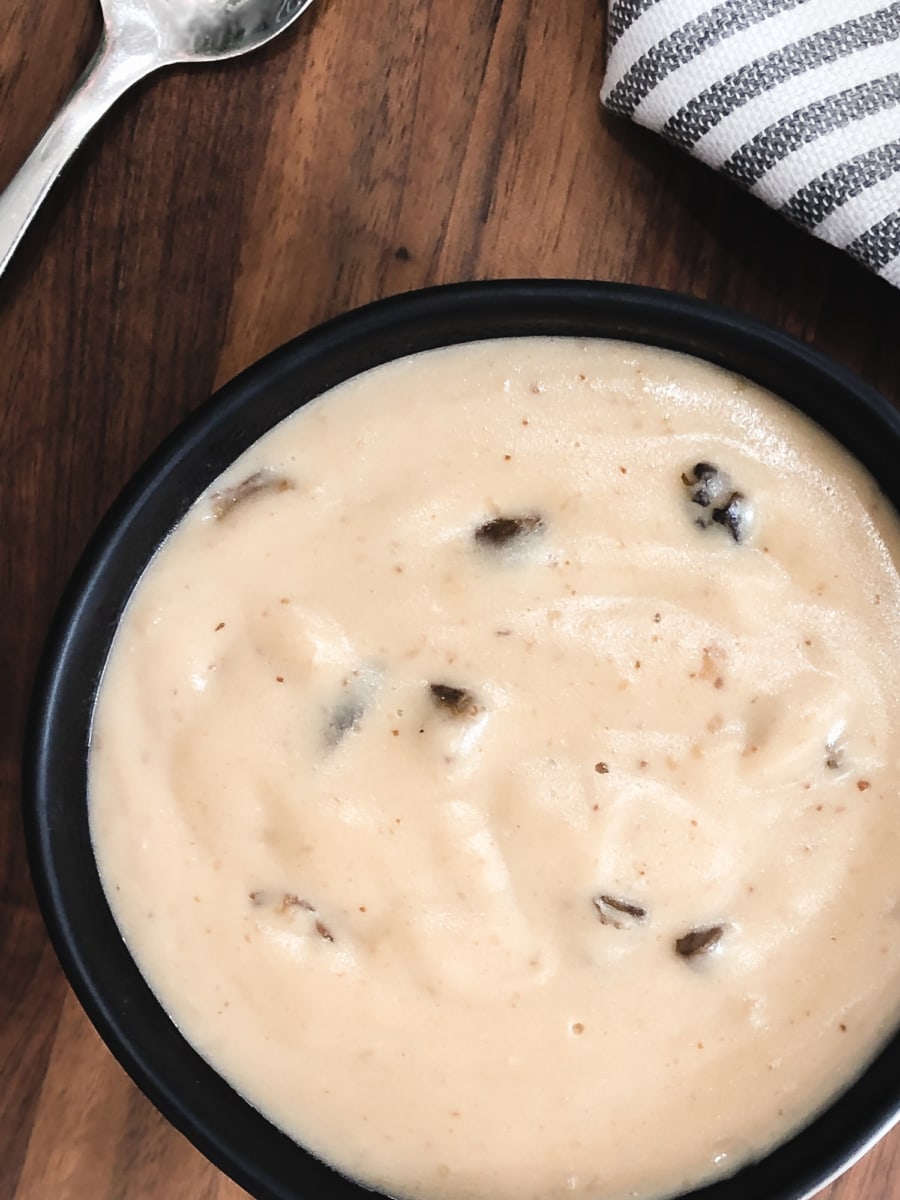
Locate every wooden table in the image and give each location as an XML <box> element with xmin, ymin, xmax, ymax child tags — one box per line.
<box><xmin>2</xmin><ymin>2</ymin><xmax>899</xmax><ymax>1197</ymax></box>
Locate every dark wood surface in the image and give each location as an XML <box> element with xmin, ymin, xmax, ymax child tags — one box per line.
<box><xmin>2</xmin><ymin>2</ymin><xmax>900</xmax><ymax>1197</ymax></box>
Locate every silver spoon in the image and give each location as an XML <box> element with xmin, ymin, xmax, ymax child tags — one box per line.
<box><xmin>0</xmin><ymin>0</ymin><xmax>315</xmax><ymax>277</ymax></box>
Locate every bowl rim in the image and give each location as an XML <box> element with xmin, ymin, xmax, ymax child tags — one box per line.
<box><xmin>23</xmin><ymin>278</ymin><xmax>900</xmax><ymax>1200</ymax></box>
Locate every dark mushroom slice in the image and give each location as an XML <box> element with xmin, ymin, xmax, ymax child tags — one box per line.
<box><xmin>681</xmin><ymin>462</ymin><xmax>728</xmax><ymax>510</ymax></box>
<box><xmin>675</xmin><ymin>925</ymin><xmax>724</xmax><ymax>960</ymax></box>
<box><xmin>429</xmin><ymin>682</ymin><xmax>478</xmax><ymax>716</ymax></box>
<box><xmin>325</xmin><ymin>697</ymin><xmax>366</xmax><ymax>746</ymax></box>
<box><xmin>210</xmin><ymin>469</ymin><xmax>294</xmax><ymax>520</ymax></box>
<box><xmin>592</xmin><ymin>894</ymin><xmax>647</xmax><ymax>929</ymax></box>
<box><xmin>681</xmin><ymin>462</ymin><xmax>749</xmax><ymax>543</ymax></box>
<box><xmin>275</xmin><ymin>895</ymin><xmax>336</xmax><ymax>942</ymax></box>
<box><xmin>475</xmin><ymin>513</ymin><xmax>544</xmax><ymax>548</ymax></box>
<box><xmin>710</xmin><ymin>492</ymin><xmax>749</xmax><ymax>543</ymax></box>
<box><xmin>324</xmin><ymin>669</ymin><xmax>382</xmax><ymax>747</ymax></box>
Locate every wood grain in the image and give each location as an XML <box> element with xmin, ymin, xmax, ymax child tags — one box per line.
<box><xmin>2</xmin><ymin>1</ymin><xmax>900</xmax><ymax>1198</ymax></box>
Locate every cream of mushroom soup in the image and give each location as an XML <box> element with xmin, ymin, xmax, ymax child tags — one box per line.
<box><xmin>89</xmin><ymin>339</ymin><xmax>900</xmax><ymax>1200</ymax></box>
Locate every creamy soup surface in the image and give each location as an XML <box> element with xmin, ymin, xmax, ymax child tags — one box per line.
<box><xmin>89</xmin><ymin>339</ymin><xmax>900</xmax><ymax>1200</ymax></box>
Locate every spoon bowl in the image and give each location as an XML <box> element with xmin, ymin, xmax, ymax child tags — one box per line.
<box><xmin>0</xmin><ymin>0</ymin><xmax>315</xmax><ymax>276</ymax></box>
<box><xmin>101</xmin><ymin>0</ymin><xmax>315</xmax><ymax>60</ymax></box>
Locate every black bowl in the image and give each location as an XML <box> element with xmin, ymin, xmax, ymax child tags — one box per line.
<box><xmin>24</xmin><ymin>280</ymin><xmax>900</xmax><ymax>1200</ymax></box>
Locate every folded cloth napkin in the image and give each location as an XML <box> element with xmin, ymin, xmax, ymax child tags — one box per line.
<box><xmin>601</xmin><ymin>1</ymin><xmax>900</xmax><ymax>285</ymax></box>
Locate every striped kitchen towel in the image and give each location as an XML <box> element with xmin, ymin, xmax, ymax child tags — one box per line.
<box><xmin>601</xmin><ymin>1</ymin><xmax>900</xmax><ymax>285</ymax></box>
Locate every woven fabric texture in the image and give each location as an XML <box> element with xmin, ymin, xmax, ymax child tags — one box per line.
<box><xmin>602</xmin><ymin>0</ymin><xmax>900</xmax><ymax>285</ymax></box>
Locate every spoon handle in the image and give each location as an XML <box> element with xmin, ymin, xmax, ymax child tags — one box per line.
<box><xmin>0</xmin><ymin>34</ymin><xmax>161</xmax><ymax>278</ymax></box>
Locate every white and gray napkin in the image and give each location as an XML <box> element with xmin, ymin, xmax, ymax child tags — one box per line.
<box><xmin>601</xmin><ymin>1</ymin><xmax>900</xmax><ymax>285</ymax></box>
